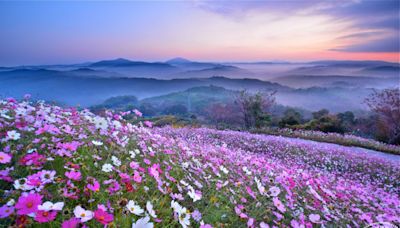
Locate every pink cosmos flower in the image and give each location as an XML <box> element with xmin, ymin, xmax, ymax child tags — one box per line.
<box><xmin>119</xmin><ymin>172</ymin><xmax>130</xmax><ymax>182</ymax></box>
<box><xmin>105</xmin><ymin>180</ymin><xmax>120</xmax><ymax>194</ymax></box>
<box><xmin>246</xmin><ymin>186</ymin><xmax>256</xmax><ymax>199</ymax></box>
<box><xmin>0</xmin><ymin>152</ymin><xmax>12</xmax><ymax>164</ymax></box>
<box><xmin>62</xmin><ymin>217</ymin><xmax>81</xmax><ymax>228</ymax></box>
<box><xmin>273</xmin><ymin>197</ymin><xmax>286</xmax><ymax>213</ymax></box>
<box><xmin>94</xmin><ymin>208</ymin><xmax>114</xmax><ymax>225</ymax></box>
<box><xmin>247</xmin><ymin>217</ymin><xmax>255</xmax><ymax>227</ymax></box>
<box><xmin>35</xmin><ymin>210</ymin><xmax>57</xmax><ymax>223</ymax></box>
<box><xmin>133</xmin><ymin>109</ymin><xmax>142</xmax><ymax>117</ymax></box>
<box><xmin>309</xmin><ymin>214</ymin><xmax>321</xmax><ymax>223</ymax></box>
<box><xmin>27</xmin><ymin>173</ymin><xmax>42</xmax><ymax>187</ymax></box>
<box><xmin>65</xmin><ymin>170</ymin><xmax>82</xmax><ymax>181</ymax></box>
<box><xmin>129</xmin><ymin>161</ymin><xmax>140</xmax><ymax>169</ymax></box>
<box><xmin>19</xmin><ymin>152</ymin><xmax>46</xmax><ymax>167</ymax></box>
<box><xmin>133</xmin><ymin>171</ymin><xmax>142</xmax><ymax>183</ymax></box>
<box><xmin>87</xmin><ymin>178</ymin><xmax>100</xmax><ymax>192</ymax></box>
<box><xmin>15</xmin><ymin>193</ymin><xmax>43</xmax><ymax>215</ymax></box>
<box><xmin>144</xmin><ymin>121</ymin><xmax>152</xmax><ymax>128</ymax></box>
<box><xmin>148</xmin><ymin>163</ymin><xmax>162</xmax><ymax>179</ymax></box>
<box><xmin>200</xmin><ymin>225</ymin><xmax>213</xmax><ymax>228</ymax></box>
<box><xmin>0</xmin><ymin>205</ymin><xmax>14</xmax><ymax>218</ymax></box>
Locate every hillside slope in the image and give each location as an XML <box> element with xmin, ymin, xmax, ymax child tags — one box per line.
<box><xmin>0</xmin><ymin>99</ymin><xmax>399</xmax><ymax>227</ymax></box>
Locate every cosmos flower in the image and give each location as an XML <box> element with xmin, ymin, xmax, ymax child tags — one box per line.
<box><xmin>111</xmin><ymin>156</ymin><xmax>121</xmax><ymax>167</ymax></box>
<box><xmin>188</xmin><ymin>187</ymin><xmax>202</xmax><ymax>202</ymax></box>
<box><xmin>146</xmin><ymin>201</ymin><xmax>157</xmax><ymax>218</ymax></box>
<box><xmin>65</xmin><ymin>170</ymin><xmax>82</xmax><ymax>181</ymax></box>
<box><xmin>126</xmin><ymin>200</ymin><xmax>144</xmax><ymax>216</ymax></box>
<box><xmin>35</xmin><ymin>210</ymin><xmax>57</xmax><ymax>223</ymax></box>
<box><xmin>273</xmin><ymin>197</ymin><xmax>286</xmax><ymax>213</ymax></box>
<box><xmin>6</xmin><ymin>130</ymin><xmax>20</xmax><ymax>140</ymax></box>
<box><xmin>191</xmin><ymin>210</ymin><xmax>202</xmax><ymax>222</ymax></box>
<box><xmin>15</xmin><ymin>193</ymin><xmax>42</xmax><ymax>215</ymax></box>
<box><xmin>0</xmin><ymin>205</ymin><xmax>14</xmax><ymax>218</ymax></box>
<box><xmin>92</xmin><ymin>140</ymin><xmax>103</xmax><ymax>146</ymax></box>
<box><xmin>309</xmin><ymin>214</ymin><xmax>321</xmax><ymax>223</ymax></box>
<box><xmin>0</xmin><ymin>152</ymin><xmax>12</xmax><ymax>164</ymax></box>
<box><xmin>132</xmin><ymin>216</ymin><xmax>153</xmax><ymax>228</ymax></box>
<box><xmin>86</xmin><ymin>178</ymin><xmax>100</xmax><ymax>192</ymax></box>
<box><xmin>133</xmin><ymin>109</ymin><xmax>143</xmax><ymax>117</ymax></box>
<box><xmin>102</xmin><ymin>163</ymin><xmax>113</xmax><ymax>173</ymax></box>
<box><xmin>269</xmin><ymin>186</ymin><xmax>281</xmax><ymax>197</ymax></box>
<box><xmin>38</xmin><ymin>201</ymin><xmax>64</xmax><ymax>211</ymax></box>
<box><xmin>73</xmin><ymin>206</ymin><xmax>93</xmax><ymax>222</ymax></box>
<box><xmin>94</xmin><ymin>208</ymin><xmax>114</xmax><ymax>225</ymax></box>
<box><xmin>62</xmin><ymin>217</ymin><xmax>80</xmax><ymax>228</ymax></box>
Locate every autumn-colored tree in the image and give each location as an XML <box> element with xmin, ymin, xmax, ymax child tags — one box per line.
<box><xmin>365</xmin><ymin>88</ymin><xmax>400</xmax><ymax>144</ymax></box>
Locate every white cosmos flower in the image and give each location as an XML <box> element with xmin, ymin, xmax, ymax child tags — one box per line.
<box><xmin>170</xmin><ymin>200</ymin><xmax>190</xmax><ymax>227</ymax></box>
<box><xmin>132</xmin><ymin>215</ymin><xmax>154</xmax><ymax>228</ymax></box>
<box><xmin>13</xmin><ymin>178</ymin><xmax>34</xmax><ymax>191</ymax></box>
<box><xmin>93</xmin><ymin>117</ymin><xmax>108</xmax><ymax>130</ymax></box>
<box><xmin>181</xmin><ymin>162</ymin><xmax>189</xmax><ymax>169</ymax></box>
<box><xmin>38</xmin><ymin>201</ymin><xmax>64</xmax><ymax>211</ymax></box>
<box><xmin>187</xmin><ymin>186</ymin><xmax>202</xmax><ymax>202</ymax></box>
<box><xmin>102</xmin><ymin>163</ymin><xmax>113</xmax><ymax>173</ymax></box>
<box><xmin>242</xmin><ymin>166</ymin><xmax>252</xmax><ymax>175</ymax></box>
<box><xmin>92</xmin><ymin>140</ymin><xmax>103</xmax><ymax>146</ymax></box>
<box><xmin>129</xmin><ymin>150</ymin><xmax>136</xmax><ymax>159</ymax></box>
<box><xmin>177</xmin><ymin>206</ymin><xmax>190</xmax><ymax>228</ymax></box>
<box><xmin>146</xmin><ymin>201</ymin><xmax>157</xmax><ymax>218</ymax></box>
<box><xmin>7</xmin><ymin>130</ymin><xmax>20</xmax><ymax>140</ymax></box>
<box><xmin>74</xmin><ymin>206</ymin><xmax>93</xmax><ymax>222</ymax></box>
<box><xmin>126</xmin><ymin>200</ymin><xmax>144</xmax><ymax>216</ymax></box>
<box><xmin>255</xmin><ymin>177</ymin><xmax>266</xmax><ymax>195</ymax></box>
<box><xmin>170</xmin><ymin>200</ymin><xmax>182</xmax><ymax>212</ymax></box>
<box><xmin>219</xmin><ymin>165</ymin><xmax>229</xmax><ymax>174</ymax></box>
<box><xmin>6</xmin><ymin>199</ymin><xmax>15</xmax><ymax>206</ymax></box>
<box><xmin>111</xmin><ymin>156</ymin><xmax>121</xmax><ymax>167</ymax></box>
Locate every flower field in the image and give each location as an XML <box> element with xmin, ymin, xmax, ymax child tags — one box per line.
<box><xmin>0</xmin><ymin>99</ymin><xmax>399</xmax><ymax>227</ymax></box>
<box><xmin>253</xmin><ymin>128</ymin><xmax>400</xmax><ymax>155</ymax></box>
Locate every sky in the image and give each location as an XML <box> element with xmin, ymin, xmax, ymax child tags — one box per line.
<box><xmin>0</xmin><ymin>0</ymin><xmax>399</xmax><ymax>66</ymax></box>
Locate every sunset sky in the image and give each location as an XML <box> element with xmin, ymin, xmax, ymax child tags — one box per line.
<box><xmin>0</xmin><ymin>0</ymin><xmax>399</xmax><ymax>66</ymax></box>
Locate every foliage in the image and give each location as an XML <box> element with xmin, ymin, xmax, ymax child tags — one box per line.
<box><xmin>365</xmin><ymin>88</ymin><xmax>400</xmax><ymax>144</ymax></box>
<box><xmin>235</xmin><ymin>90</ymin><xmax>276</xmax><ymax>129</ymax></box>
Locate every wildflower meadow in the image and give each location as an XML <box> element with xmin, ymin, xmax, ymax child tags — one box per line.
<box><xmin>0</xmin><ymin>98</ymin><xmax>399</xmax><ymax>227</ymax></box>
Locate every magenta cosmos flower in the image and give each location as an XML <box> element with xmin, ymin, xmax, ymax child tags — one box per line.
<box><xmin>35</xmin><ymin>210</ymin><xmax>57</xmax><ymax>223</ymax></box>
<box><xmin>94</xmin><ymin>208</ymin><xmax>114</xmax><ymax>225</ymax></box>
<box><xmin>65</xmin><ymin>170</ymin><xmax>82</xmax><ymax>181</ymax></box>
<box><xmin>15</xmin><ymin>193</ymin><xmax>43</xmax><ymax>215</ymax></box>
<box><xmin>86</xmin><ymin>178</ymin><xmax>100</xmax><ymax>192</ymax></box>
<box><xmin>62</xmin><ymin>217</ymin><xmax>80</xmax><ymax>228</ymax></box>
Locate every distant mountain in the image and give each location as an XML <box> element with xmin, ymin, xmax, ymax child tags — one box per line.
<box><xmin>271</xmin><ymin>75</ymin><xmax>399</xmax><ymax>89</ymax></box>
<box><xmin>90</xmin><ymin>58</ymin><xmax>175</xmax><ymax>68</ymax></box>
<box><xmin>0</xmin><ymin>67</ymin><xmax>286</xmax><ymax>106</ymax></box>
<box><xmin>166</xmin><ymin>57</ymin><xmax>193</xmax><ymax>64</ymax></box>
<box><xmin>361</xmin><ymin>65</ymin><xmax>400</xmax><ymax>72</ymax></box>
<box><xmin>165</xmin><ymin>57</ymin><xmax>222</xmax><ymax>70</ymax></box>
<box><xmin>308</xmin><ymin>60</ymin><xmax>399</xmax><ymax>68</ymax></box>
<box><xmin>141</xmin><ymin>85</ymin><xmax>237</xmax><ymax>113</ymax></box>
<box><xmin>171</xmin><ymin>65</ymin><xmax>255</xmax><ymax>78</ymax></box>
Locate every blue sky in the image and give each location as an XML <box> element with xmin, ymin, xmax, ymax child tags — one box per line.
<box><xmin>0</xmin><ymin>0</ymin><xmax>399</xmax><ymax>66</ymax></box>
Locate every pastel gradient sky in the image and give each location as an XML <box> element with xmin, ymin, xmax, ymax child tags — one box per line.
<box><xmin>0</xmin><ymin>0</ymin><xmax>399</xmax><ymax>66</ymax></box>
